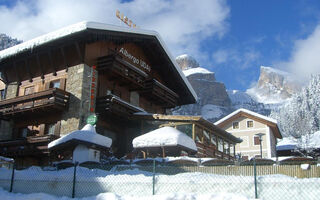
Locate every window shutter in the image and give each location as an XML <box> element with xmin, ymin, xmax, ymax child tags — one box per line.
<box><xmin>45</xmin><ymin>82</ymin><xmax>50</xmax><ymax>90</ymax></box>
<box><xmin>39</xmin><ymin>124</ymin><xmax>45</xmax><ymax>135</ymax></box>
<box><xmin>254</xmin><ymin>136</ymin><xmax>260</xmax><ymax>145</ymax></box>
<box><xmin>59</xmin><ymin>78</ymin><xmax>66</xmax><ymax>90</ymax></box>
<box><xmin>54</xmin><ymin>121</ymin><xmax>61</xmax><ymax>136</ymax></box>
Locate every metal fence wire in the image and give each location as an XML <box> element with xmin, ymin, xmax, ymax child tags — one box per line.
<box><xmin>0</xmin><ymin>158</ymin><xmax>320</xmax><ymax>199</ymax></box>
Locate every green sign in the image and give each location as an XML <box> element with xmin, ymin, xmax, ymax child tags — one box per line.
<box><xmin>86</xmin><ymin>114</ymin><xmax>98</xmax><ymax>125</ymax></box>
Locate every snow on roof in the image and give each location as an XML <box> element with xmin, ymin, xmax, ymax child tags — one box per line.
<box><xmin>214</xmin><ymin>108</ymin><xmax>277</xmax><ymax>125</ymax></box>
<box><xmin>183</xmin><ymin>67</ymin><xmax>214</xmax><ymax>77</ymax></box>
<box><xmin>0</xmin><ymin>21</ymin><xmax>197</xmax><ymax>102</ymax></box>
<box><xmin>0</xmin><ymin>156</ymin><xmax>14</xmax><ymax>162</ymax></box>
<box><xmin>132</xmin><ymin>126</ymin><xmax>197</xmax><ymax>151</ymax></box>
<box><xmin>48</xmin><ymin>124</ymin><xmax>112</xmax><ymax>149</ymax></box>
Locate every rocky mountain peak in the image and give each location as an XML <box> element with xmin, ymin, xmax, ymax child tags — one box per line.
<box><xmin>176</xmin><ymin>54</ymin><xmax>200</xmax><ymax>70</ymax></box>
<box><xmin>247</xmin><ymin>66</ymin><xmax>302</xmax><ymax>104</ymax></box>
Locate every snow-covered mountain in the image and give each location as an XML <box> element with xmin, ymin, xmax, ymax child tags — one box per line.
<box><xmin>173</xmin><ymin>55</ymin><xmax>232</xmax><ymax>121</ymax></box>
<box><xmin>247</xmin><ymin>66</ymin><xmax>302</xmax><ymax>104</ymax></box>
<box><xmin>173</xmin><ymin>56</ymin><xmax>300</xmax><ymax>123</ymax></box>
<box><xmin>0</xmin><ymin>33</ymin><xmax>21</xmax><ymax>51</ymax></box>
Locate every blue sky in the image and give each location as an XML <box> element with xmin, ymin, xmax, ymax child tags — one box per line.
<box><xmin>0</xmin><ymin>0</ymin><xmax>320</xmax><ymax>91</ymax></box>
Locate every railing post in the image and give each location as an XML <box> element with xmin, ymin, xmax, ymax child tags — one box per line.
<box><xmin>9</xmin><ymin>161</ymin><xmax>15</xmax><ymax>193</ymax></box>
<box><xmin>254</xmin><ymin>158</ymin><xmax>258</xmax><ymax>199</ymax></box>
<box><xmin>72</xmin><ymin>162</ymin><xmax>78</xmax><ymax>198</ymax></box>
<box><xmin>152</xmin><ymin>159</ymin><xmax>156</xmax><ymax>195</ymax></box>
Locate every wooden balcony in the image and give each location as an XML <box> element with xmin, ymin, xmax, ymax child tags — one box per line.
<box><xmin>97</xmin><ymin>55</ymin><xmax>148</xmax><ymax>90</ymax></box>
<box><xmin>96</xmin><ymin>94</ymin><xmax>145</xmax><ymax>117</ymax></box>
<box><xmin>140</xmin><ymin>79</ymin><xmax>179</xmax><ymax>108</ymax></box>
<box><xmin>0</xmin><ymin>135</ymin><xmax>58</xmax><ymax>157</ymax></box>
<box><xmin>0</xmin><ymin>88</ymin><xmax>70</xmax><ymax>120</ymax></box>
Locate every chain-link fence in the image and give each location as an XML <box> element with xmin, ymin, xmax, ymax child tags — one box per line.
<box><xmin>1</xmin><ymin>158</ymin><xmax>320</xmax><ymax>199</ymax></box>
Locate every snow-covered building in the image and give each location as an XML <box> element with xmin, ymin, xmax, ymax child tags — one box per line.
<box><xmin>133</xmin><ymin>114</ymin><xmax>242</xmax><ymax>160</ymax></box>
<box><xmin>48</xmin><ymin>124</ymin><xmax>112</xmax><ymax>163</ymax></box>
<box><xmin>0</xmin><ymin>21</ymin><xmax>197</xmax><ymax>166</ymax></box>
<box><xmin>215</xmin><ymin>108</ymin><xmax>282</xmax><ymax>160</ymax></box>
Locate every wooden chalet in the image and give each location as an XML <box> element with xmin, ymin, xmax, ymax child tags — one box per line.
<box><xmin>0</xmin><ymin>21</ymin><xmax>197</xmax><ymax>166</ymax></box>
<box><xmin>133</xmin><ymin>114</ymin><xmax>242</xmax><ymax>160</ymax></box>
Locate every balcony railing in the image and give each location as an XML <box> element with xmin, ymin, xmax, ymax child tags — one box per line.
<box><xmin>141</xmin><ymin>79</ymin><xmax>179</xmax><ymax>108</ymax></box>
<box><xmin>97</xmin><ymin>55</ymin><xmax>148</xmax><ymax>90</ymax></box>
<box><xmin>0</xmin><ymin>135</ymin><xmax>58</xmax><ymax>157</ymax></box>
<box><xmin>0</xmin><ymin>88</ymin><xmax>70</xmax><ymax>119</ymax></box>
<box><xmin>96</xmin><ymin>94</ymin><xmax>145</xmax><ymax>117</ymax></box>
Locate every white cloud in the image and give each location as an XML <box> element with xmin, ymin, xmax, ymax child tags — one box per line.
<box><xmin>212</xmin><ymin>48</ymin><xmax>260</xmax><ymax>69</ymax></box>
<box><xmin>277</xmin><ymin>24</ymin><xmax>320</xmax><ymax>81</ymax></box>
<box><xmin>0</xmin><ymin>0</ymin><xmax>229</xmax><ymax>59</ymax></box>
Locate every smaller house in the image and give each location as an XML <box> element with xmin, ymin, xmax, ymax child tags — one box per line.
<box><xmin>132</xmin><ymin>126</ymin><xmax>197</xmax><ymax>158</ymax></box>
<box><xmin>214</xmin><ymin>108</ymin><xmax>282</xmax><ymax>160</ymax></box>
<box><xmin>48</xmin><ymin>124</ymin><xmax>112</xmax><ymax>163</ymax></box>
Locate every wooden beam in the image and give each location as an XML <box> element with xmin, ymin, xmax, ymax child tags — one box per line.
<box><xmin>48</xmin><ymin>50</ymin><xmax>57</xmax><ymax>76</ymax></box>
<box><xmin>74</xmin><ymin>42</ymin><xmax>83</xmax><ymax>62</ymax></box>
<box><xmin>2</xmin><ymin>69</ymin><xmax>8</xmax><ymax>84</ymax></box>
<box><xmin>60</xmin><ymin>47</ymin><xmax>68</xmax><ymax>71</ymax></box>
<box><xmin>36</xmin><ymin>55</ymin><xmax>45</xmax><ymax>80</ymax></box>
<box><xmin>13</xmin><ymin>63</ymin><xmax>21</xmax><ymax>84</ymax></box>
<box><xmin>24</xmin><ymin>59</ymin><xmax>33</xmax><ymax>82</ymax></box>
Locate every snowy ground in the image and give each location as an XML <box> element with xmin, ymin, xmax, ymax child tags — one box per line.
<box><xmin>1</xmin><ymin>166</ymin><xmax>320</xmax><ymax>200</ymax></box>
<box><xmin>0</xmin><ymin>187</ymin><xmax>251</xmax><ymax>200</ymax></box>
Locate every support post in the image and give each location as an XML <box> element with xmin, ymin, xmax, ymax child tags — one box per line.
<box><xmin>9</xmin><ymin>161</ymin><xmax>15</xmax><ymax>193</ymax></box>
<box><xmin>152</xmin><ymin>159</ymin><xmax>156</xmax><ymax>195</ymax></box>
<box><xmin>254</xmin><ymin>158</ymin><xmax>258</xmax><ymax>199</ymax></box>
<box><xmin>72</xmin><ymin>162</ymin><xmax>78</xmax><ymax>198</ymax></box>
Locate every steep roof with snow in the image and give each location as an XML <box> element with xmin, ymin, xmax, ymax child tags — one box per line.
<box><xmin>0</xmin><ymin>21</ymin><xmax>197</xmax><ymax>105</ymax></box>
<box><xmin>214</xmin><ymin>108</ymin><xmax>282</xmax><ymax>138</ymax></box>
<box><xmin>48</xmin><ymin>124</ymin><xmax>112</xmax><ymax>150</ymax></box>
<box><xmin>132</xmin><ymin>126</ymin><xmax>197</xmax><ymax>152</ymax></box>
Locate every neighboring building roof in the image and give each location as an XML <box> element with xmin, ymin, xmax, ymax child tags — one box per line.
<box><xmin>0</xmin><ymin>21</ymin><xmax>197</xmax><ymax>105</ymax></box>
<box><xmin>48</xmin><ymin>124</ymin><xmax>112</xmax><ymax>150</ymax></box>
<box><xmin>132</xmin><ymin>126</ymin><xmax>197</xmax><ymax>152</ymax></box>
<box><xmin>214</xmin><ymin>108</ymin><xmax>282</xmax><ymax>139</ymax></box>
<box><xmin>132</xmin><ymin>113</ymin><xmax>242</xmax><ymax>143</ymax></box>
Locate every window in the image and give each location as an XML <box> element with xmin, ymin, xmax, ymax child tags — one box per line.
<box><xmin>247</xmin><ymin>120</ymin><xmax>253</xmax><ymax>128</ymax></box>
<box><xmin>24</xmin><ymin>86</ymin><xmax>34</xmax><ymax>95</ymax></box>
<box><xmin>176</xmin><ymin>124</ymin><xmax>193</xmax><ymax>139</ymax></box>
<box><xmin>232</xmin><ymin>121</ymin><xmax>239</xmax><ymax>129</ymax></box>
<box><xmin>45</xmin><ymin>123</ymin><xmax>56</xmax><ymax>135</ymax></box>
<box><xmin>224</xmin><ymin>141</ymin><xmax>229</xmax><ymax>154</ymax></box>
<box><xmin>50</xmin><ymin>80</ymin><xmax>60</xmax><ymax>89</ymax></box>
<box><xmin>254</xmin><ymin>136</ymin><xmax>260</xmax><ymax>145</ymax></box>
<box><xmin>218</xmin><ymin>138</ymin><xmax>223</xmax><ymax>152</ymax></box>
<box><xmin>203</xmin><ymin>130</ymin><xmax>210</xmax><ymax>144</ymax></box>
<box><xmin>211</xmin><ymin>134</ymin><xmax>217</xmax><ymax>146</ymax></box>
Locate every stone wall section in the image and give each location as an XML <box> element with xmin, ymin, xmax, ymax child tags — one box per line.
<box><xmin>60</xmin><ymin>64</ymin><xmax>97</xmax><ymax>135</ymax></box>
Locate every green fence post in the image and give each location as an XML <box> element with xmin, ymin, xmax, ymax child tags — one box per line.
<box><xmin>152</xmin><ymin>159</ymin><xmax>156</xmax><ymax>195</ymax></box>
<box><xmin>9</xmin><ymin>161</ymin><xmax>15</xmax><ymax>193</ymax></box>
<box><xmin>254</xmin><ymin>158</ymin><xmax>258</xmax><ymax>199</ymax></box>
<box><xmin>72</xmin><ymin>162</ymin><xmax>78</xmax><ymax>198</ymax></box>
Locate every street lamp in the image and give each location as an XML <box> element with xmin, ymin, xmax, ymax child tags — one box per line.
<box><xmin>255</xmin><ymin>133</ymin><xmax>265</xmax><ymax>158</ymax></box>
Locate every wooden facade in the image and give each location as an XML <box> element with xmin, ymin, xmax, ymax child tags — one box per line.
<box><xmin>0</xmin><ymin>22</ymin><xmax>197</xmax><ymax>166</ymax></box>
<box><xmin>133</xmin><ymin>114</ymin><xmax>242</xmax><ymax>160</ymax></box>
